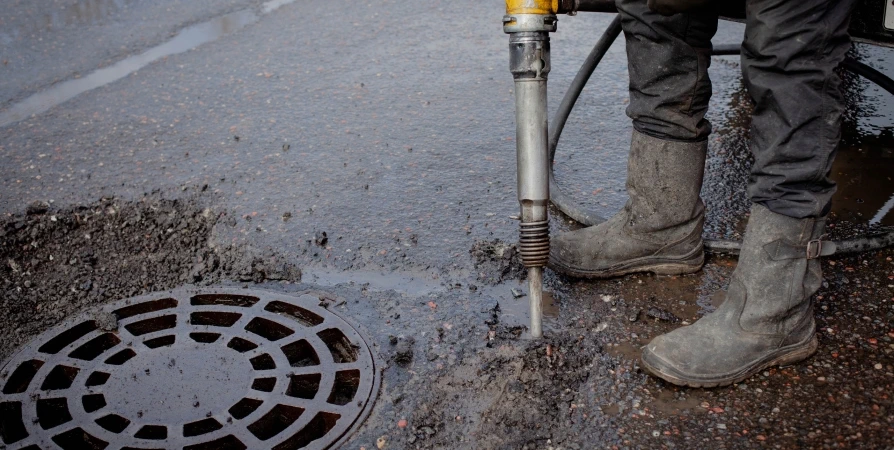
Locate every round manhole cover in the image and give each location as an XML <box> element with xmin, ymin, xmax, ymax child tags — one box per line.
<box><xmin>0</xmin><ymin>288</ymin><xmax>380</xmax><ymax>450</ymax></box>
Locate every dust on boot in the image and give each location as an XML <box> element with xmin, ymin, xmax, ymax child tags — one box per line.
<box><xmin>641</xmin><ymin>204</ymin><xmax>834</xmax><ymax>387</ymax></box>
<box><xmin>548</xmin><ymin>130</ymin><xmax>707</xmax><ymax>279</ymax></box>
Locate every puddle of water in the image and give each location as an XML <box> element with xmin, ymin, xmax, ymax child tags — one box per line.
<box><xmin>672</xmin><ymin>301</ymin><xmax>699</xmax><ymax>322</ymax></box>
<box><xmin>542</xmin><ymin>291</ymin><xmax>560</xmax><ymax>318</ymax></box>
<box><xmin>262</xmin><ymin>0</ymin><xmax>299</xmax><ymax>14</ymax></box>
<box><xmin>604</xmin><ymin>341</ymin><xmax>642</xmax><ymax>360</ymax></box>
<box><xmin>480</xmin><ymin>283</ymin><xmax>561</xmax><ymax>335</ymax></box>
<box><xmin>0</xmin><ymin>0</ymin><xmax>300</xmax><ymax>129</ymax></box>
<box><xmin>600</xmin><ymin>404</ymin><xmax>621</xmax><ymax>417</ymax></box>
<box><xmin>649</xmin><ymin>389</ymin><xmax>703</xmax><ymax>416</ymax></box>
<box><xmin>830</xmin><ymin>144</ymin><xmax>894</xmax><ymax>226</ymax></box>
<box><xmin>618</xmin><ymin>274</ymin><xmax>703</xmax><ymax>321</ymax></box>
<box><xmin>302</xmin><ymin>267</ymin><xmax>560</xmax><ymax>337</ymax></box>
<box><xmin>301</xmin><ymin>266</ymin><xmax>449</xmax><ymax>297</ymax></box>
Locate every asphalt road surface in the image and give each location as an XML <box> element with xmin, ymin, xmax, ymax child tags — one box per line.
<box><xmin>1</xmin><ymin>1</ymin><xmax>893</xmax><ymax>448</ymax></box>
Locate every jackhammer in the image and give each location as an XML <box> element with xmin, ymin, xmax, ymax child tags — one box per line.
<box><xmin>503</xmin><ymin>5</ymin><xmax>554</xmax><ymax>339</ymax></box>
<box><xmin>503</xmin><ymin>0</ymin><xmax>608</xmax><ymax>338</ymax></box>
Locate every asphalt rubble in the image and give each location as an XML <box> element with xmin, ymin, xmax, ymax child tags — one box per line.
<box><xmin>1</xmin><ymin>192</ymin><xmax>892</xmax><ymax>450</ymax></box>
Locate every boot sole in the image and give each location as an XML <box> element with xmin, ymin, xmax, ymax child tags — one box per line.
<box><xmin>639</xmin><ymin>334</ymin><xmax>819</xmax><ymax>388</ymax></box>
<box><xmin>548</xmin><ymin>249</ymin><xmax>704</xmax><ymax>279</ymax></box>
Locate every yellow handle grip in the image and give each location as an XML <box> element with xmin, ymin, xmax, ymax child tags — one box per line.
<box><xmin>506</xmin><ymin>0</ymin><xmax>558</xmax><ymax>15</ymax></box>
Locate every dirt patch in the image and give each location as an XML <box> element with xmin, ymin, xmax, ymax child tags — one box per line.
<box><xmin>470</xmin><ymin>239</ymin><xmax>526</xmax><ymax>285</ymax></box>
<box><xmin>392</xmin><ymin>331</ymin><xmax>624</xmax><ymax>449</ymax></box>
<box><xmin>0</xmin><ymin>194</ymin><xmax>300</xmax><ymax>361</ymax></box>
<box><xmin>475</xmin><ymin>333</ymin><xmax>609</xmax><ymax>449</ymax></box>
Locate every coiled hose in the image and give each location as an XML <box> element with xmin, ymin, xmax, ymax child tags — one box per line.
<box><xmin>549</xmin><ymin>15</ymin><xmax>894</xmax><ymax>256</ymax></box>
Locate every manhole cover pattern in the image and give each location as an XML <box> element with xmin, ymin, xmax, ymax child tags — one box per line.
<box><xmin>0</xmin><ymin>288</ymin><xmax>379</xmax><ymax>450</ymax></box>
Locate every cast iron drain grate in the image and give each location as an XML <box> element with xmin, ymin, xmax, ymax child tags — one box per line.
<box><xmin>0</xmin><ymin>288</ymin><xmax>380</xmax><ymax>450</ymax></box>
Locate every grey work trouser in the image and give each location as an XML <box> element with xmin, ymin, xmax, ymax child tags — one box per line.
<box><xmin>615</xmin><ymin>0</ymin><xmax>857</xmax><ymax>219</ymax></box>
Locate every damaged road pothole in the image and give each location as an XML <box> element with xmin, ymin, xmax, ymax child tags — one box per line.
<box><xmin>0</xmin><ymin>288</ymin><xmax>380</xmax><ymax>449</ymax></box>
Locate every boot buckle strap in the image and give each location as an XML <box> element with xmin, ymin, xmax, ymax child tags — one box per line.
<box><xmin>806</xmin><ymin>240</ymin><xmax>823</xmax><ymax>259</ymax></box>
<box><xmin>764</xmin><ymin>239</ymin><xmax>837</xmax><ymax>261</ymax></box>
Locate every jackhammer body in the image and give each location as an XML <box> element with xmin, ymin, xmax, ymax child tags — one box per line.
<box><xmin>504</xmin><ymin>3</ymin><xmax>557</xmax><ymax>338</ymax></box>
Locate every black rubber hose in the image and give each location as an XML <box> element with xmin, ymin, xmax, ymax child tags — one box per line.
<box><xmin>575</xmin><ymin>0</ymin><xmax>619</xmax><ymax>12</ymax></box>
<box><xmin>842</xmin><ymin>57</ymin><xmax>894</xmax><ymax>95</ymax></box>
<box><xmin>548</xmin><ymin>17</ymin><xmax>894</xmax><ymax>256</ymax></box>
<box><xmin>548</xmin><ymin>14</ymin><xmax>623</xmax><ymax>227</ymax></box>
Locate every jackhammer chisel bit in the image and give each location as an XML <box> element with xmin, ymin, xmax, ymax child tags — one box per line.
<box><xmin>503</xmin><ymin>7</ymin><xmax>557</xmax><ymax>338</ymax></box>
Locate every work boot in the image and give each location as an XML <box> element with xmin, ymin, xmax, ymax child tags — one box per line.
<box><xmin>641</xmin><ymin>204</ymin><xmax>833</xmax><ymax>387</ymax></box>
<box><xmin>549</xmin><ymin>130</ymin><xmax>707</xmax><ymax>278</ymax></box>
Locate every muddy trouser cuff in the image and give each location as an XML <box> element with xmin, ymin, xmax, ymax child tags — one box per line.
<box><xmin>615</xmin><ymin>0</ymin><xmax>719</xmax><ymax>142</ymax></box>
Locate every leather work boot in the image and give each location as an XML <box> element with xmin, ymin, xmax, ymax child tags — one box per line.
<box><xmin>641</xmin><ymin>204</ymin><xmax>834</xmax><ymax>387</ymax></box>
<box><xmin>549</xmin><ymin>130</ymin><xmax>707</xmax><ymax>279</ymax></box>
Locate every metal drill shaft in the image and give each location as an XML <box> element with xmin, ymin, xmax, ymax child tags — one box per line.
<box><xmin>505</xmin><ymin>15</ymin><xmax>555</xmax><ymax>339</ymax></box>
<box><xmin>528</xmin><ymin>267</ymin><xmax>544</xmax><ymax>337</ymax></box>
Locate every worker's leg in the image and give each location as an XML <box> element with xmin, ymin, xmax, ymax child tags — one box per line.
<box><xmin>744</xmin><ymin>0</ymin><xmax>854</xmax><ymax>218</ymax></box>
<box><xmin>549</xmin><ymin>0</ymin><xmax>717</xmax><ymax>279</ymax></box>
<box><xmin>641</xmin><ymin>0</ymin><xmax>857</xmax><ymax>387</ymax></box>
<box><xmin>619</xmin><ymin>0</ymin><xmax>717</xmax><ymax>141</ymax></box>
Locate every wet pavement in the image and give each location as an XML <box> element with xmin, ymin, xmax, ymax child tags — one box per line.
<box><xmin>1</xmin><ymin>0</ymin><xmax>894</xmax><ymax>449</ymax></box>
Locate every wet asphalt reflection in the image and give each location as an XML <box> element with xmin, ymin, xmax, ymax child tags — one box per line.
<box><xmin>1</xmin><ymin>1</ymin><xmax>893</xmax><ymax>448</ymax></box>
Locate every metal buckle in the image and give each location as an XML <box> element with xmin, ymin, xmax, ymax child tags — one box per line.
<box><xmin>806</xmin><ymin>240</ymin><xmax>823</xmax><ymax>259</ymax></box>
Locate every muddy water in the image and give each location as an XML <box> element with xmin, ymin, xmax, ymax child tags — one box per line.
<box><xmin>605</xmin><ymin>341</ymin><xmax>642</xmax><ymax>360</ymax></box>
<box><xmin>304</xmin><ymin>263</ymin><xmax>563</xmax><ymax>337</ymax></box>
<box><xmin>831</xmin><ymin>143</ymin><xmax>894</xmax><ymax>226</ymax></box>
<box><xmin>497</xmin><ymin>289</ymin><xmax>561</xmax><ymax>330</ymax></box>
<box><xmin>302</xmin><ymin>266</ymin><xmax>451</xmax><ymax>297</ymax></box>
<box><xmin>649</xmin><ymin>388</ymin><xmax>704</xmax><ymax>416</ymax></box>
